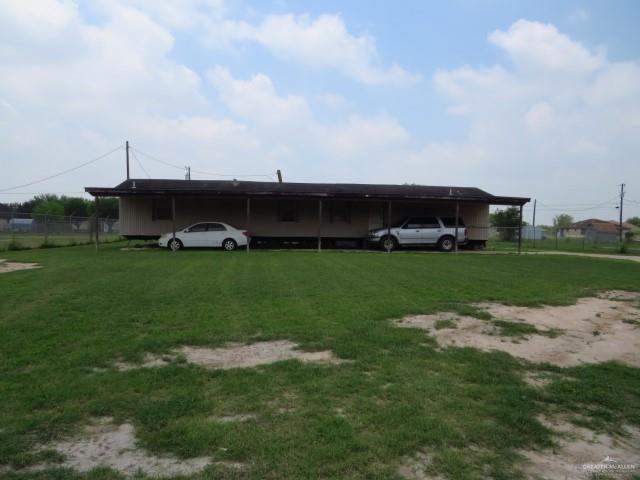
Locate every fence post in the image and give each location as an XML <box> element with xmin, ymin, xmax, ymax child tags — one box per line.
<box><xmin>517</xmin><ymin>205</ymin><xmax>523</xmax><ymax>255</ymax></box>
<box><xmin>44</xmin><ymin>214</ymin><xmax>49</xmax><ymax>244</ymax></box>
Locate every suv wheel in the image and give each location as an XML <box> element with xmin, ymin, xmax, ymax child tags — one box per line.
<box><xmin>437</xmin><ymin>235</ymin><xmax>455</xmax><ymax>252</ymax></box>
<box><xmin>381</xmin><ymin>236</ymin><xmax>398</xmax><ymax>252</ymax></box>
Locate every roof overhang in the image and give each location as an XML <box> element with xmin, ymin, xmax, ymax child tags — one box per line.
<box><xmin>85</xmin><ymin>180</ymin><xmax>529</xmax><ymax>206</ymax></box>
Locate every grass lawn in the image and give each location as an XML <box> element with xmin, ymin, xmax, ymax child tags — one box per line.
<box><xmin>1</xmin><ymin>244</ymin><xmax>639</xmax><ymax>479</ymax></box>
<box><xmin>0</xmin><ymin>233</ymin><xmax>121</xmax><ymax>251</ymax></box>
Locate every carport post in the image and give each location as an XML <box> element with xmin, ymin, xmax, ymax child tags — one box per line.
<box><xmin>94</xmin><ymin>197</ymin><xmax>99</xmax><ymax>251</ymax></box>
<box><xmin>386</xmin><ymin>200</ymin><xmax>392</xmax><ymax>253</ymax></box>
<box><xmin>171</xmin><ymin>196</ymin><xmax>176</xmax><ymax>251</ymax></box>
<box><xmin>454</xmin><ymin>202</ymin><xmax>459</xmax><ymax>253</ymax></box>
<box><xmin>317</xmin><ymin>199</ymin><xmax>322</xmax><ymax>252</ymax></box>
<box><xmin>517</xmin><ymin>204</ymin><xmax>523</xmax><ymax>255</ymax></box>
<box><xmin>246</xmin><ymin>197</ymin><xmax>251</xmax><ymax>253</ymax></box>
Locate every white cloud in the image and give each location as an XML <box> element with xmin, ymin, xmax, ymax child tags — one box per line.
<box><xmin>206</xmin><ymin>14</ymin><xmax>420</xmax><ymax>86</ymax></box>
<box><xmin>430</xmin><ymin>19</ymin><xmax>640</xmax><ymax>220</ymax></box>
<box><xmin>488</xmin><ymin>19</ymin><xmax>604</xmax><ymax>73</ymax></box>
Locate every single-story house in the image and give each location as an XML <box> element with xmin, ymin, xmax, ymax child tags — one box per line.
<box><xmin>85</xmin><ymin>179</ymin><xmax>529</xmax><ymax>249</ymax></box>
<box><xmin>521</xmin><ymin>225</ymin><xmax>546</xmax><ymax>240</ymax></box>
<box><xmin>8</xmin><ymin>218</ymin><xmax>34</xmax><ymax>232</ymax></box>
<box><xmin>559</xmin><ymin>219</ymin><xmax>634</xmax><ymax>242</ymax></box>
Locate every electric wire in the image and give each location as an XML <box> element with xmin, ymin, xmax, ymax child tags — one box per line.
<box><xmin>0</xmin><ymin>145</ymin><xmax>124</xmax><ymax>193</ymax></box>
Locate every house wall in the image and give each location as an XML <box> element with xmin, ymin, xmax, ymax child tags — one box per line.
<box><xmin>119</xmin><ymin>196</ymin><xmax>490</xmax><ymax>240</ymax></box>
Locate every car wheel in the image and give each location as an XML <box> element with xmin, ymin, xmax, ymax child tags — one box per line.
<box><xmin>438</xmin><ymin>235</ymin><xmax>455</xmax><ymax>252</ymax></box>
<box><xmin>169</xmin><ymin>238</ymin><xmax>183</xmax><ymax>251</ymax></box>
<box><xmin>381</xmin><ymin>235</ymin><xmax>398</xmax><ymax>252</ymax></box>
<box><xmin>222</xmin><ymin>238</ymin><xmax>237</xmax><ymax>251</ymax></box>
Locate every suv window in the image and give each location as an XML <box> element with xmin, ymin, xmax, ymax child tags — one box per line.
<box><xmin>206</xmin><ymin>223</ymin><xmax>226</xmax><ymax>231</ymax></box>
<box><xmin>188</xmin><ymin>223</ymin><xmax>207</xmax><ymax>232</ymax></box>
<box><xmin>441</xmin><ymin>217</ymin><xmax>465</xmax><ymax>228</ymax></box>
<box><xmin>404</xmin><ymin>217</ymin><xmax>440</xmax><ymax>229</ymax></box>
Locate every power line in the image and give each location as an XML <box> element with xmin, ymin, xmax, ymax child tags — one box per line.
<box><xmin>130</xmin><ymin>149</ymin><xmax>151</xmax><ymax>179</ymax></box>
<box><xmin>131</xmin><ymin>146</ymin><xmax>276</xmax><ymax>180</ymax></box>
<box><xmin>0</xmin><ymin>145</ymin><xmax>123</xmax><ymax>193</ymax></box>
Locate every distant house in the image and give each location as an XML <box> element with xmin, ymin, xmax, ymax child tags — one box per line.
<box><xmin>559</xmin><ymin>219</ymin><xmax>634</xmax><ymax>242</ymax></box>
<box><xmin>0</xmin><ymin>217</ymin><xmax>8</xmax><ymax>232</ymax></box>
<box><xmin>9</xmin><ymin>218</ymin><xmax>34</xmax><ymax>232</ymax></box>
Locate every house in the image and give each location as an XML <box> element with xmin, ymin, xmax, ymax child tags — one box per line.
<box><xmin>521</xmin><ymin>225</ymin><xmax>546</xmax><ymax>240</ymax></box>
<box><xmin>85</xmin><ymin>179</ymin><xmax>529</xmax><ymax>249</ymax></box>
<box><xmin>9</xmin><ymin>218</ymin><xmax>34</xmax><ymax>232</ymax></box>
<box><xmin>559</xmin><ymin>219</ymin><xmax>634</xmax><ymax>242</ymax></box>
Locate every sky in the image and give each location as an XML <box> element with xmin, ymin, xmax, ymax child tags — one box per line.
<box><xmin>1</xmin><ymin>0</ymin><xmax>639</xmax><ymax>224</ymax></box>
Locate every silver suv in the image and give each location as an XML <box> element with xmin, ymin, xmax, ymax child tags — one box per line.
<box><xmin>368</xmin><ymin>216</ymin><xmax>466</xmax><ymax>252</ymax></box>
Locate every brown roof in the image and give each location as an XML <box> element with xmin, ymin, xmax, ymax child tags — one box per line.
<box><xmin>85</xmin><ymin>179</ymin><xmax>529</xmax><ymax>205</ymax></box>
<box><xmin>567</xmin><ymin>219</ymin><xmax>633</xmax><ymax>233</ymax></box>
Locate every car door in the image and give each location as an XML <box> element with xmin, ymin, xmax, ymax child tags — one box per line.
<box><xmin>397</xmin><ymin>218</ymin><xmax>424</xmax><ymax>244</ymax></box>
<box><xmin>418</xmin><ymin>217</ymin><xmax>442</xmax><ymax>244</ymax></box>
<box><xmin>204</xmin><ymin>223</ymin><xmax>227</xmax><ymax>247</ymax></box>
<box><xmin>182</xmin><ymin>223</ymin><xmax>208</xmax><ymax>247</ymax></box>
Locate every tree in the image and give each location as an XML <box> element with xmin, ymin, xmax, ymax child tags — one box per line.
<box><xmin>32</xmin><ymin>200</ymin><xmax>64</xmax><ymax>223</ymax></box>
<box><xmin>489</xmin><ymin>207</ymin><xmax>524</xmax><ymax>241</ymax></box>
<box><xmin>552</xmin><ymin>214</ymin><xmax>574</xmax><ymax>233</ymax></box>
<box><xmin>627</xmin><ymin>217</ymin><xmax>640</xmax><ymax>228</ymax></box>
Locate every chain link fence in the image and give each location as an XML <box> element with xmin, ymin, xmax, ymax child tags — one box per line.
<box><xmin>485</xmin><ymin>226</ymin><xmax>639</xmax><ymax>255</ymax></box>
<box><xmin>0</xmin><ymin>212</ymin><xmax>121</xmax><ymax>251</ymax></box>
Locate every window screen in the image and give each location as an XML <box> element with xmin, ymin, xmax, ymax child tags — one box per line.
<box><xmin>441</xmin><ymin>217</ymin><xmax>465</xmax><ymax>228</ymax></box>
<box><xmin>151</xmin><ymin>198</ymin><xmax>171</xmax><ymax>221</ymax></box>
<box><xmin>278</xmin><ymin>201</ymin><xmax>299</xmax><ymax>222</ymax></box>
<box><xmin>329</xmin><ymin>201</ymin><xmax>351</xmax><ymax>223</ymax></box>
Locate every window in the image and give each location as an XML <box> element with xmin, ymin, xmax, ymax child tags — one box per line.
<box><xmin>329</xmin><ymin>201</ymin><xmax>351</xmax><ymax>223</ymax></box>
<box><xmin>188</xmin><ymin>223</ymin><xmax>207</xmax><ymax>232</ymax></box>
<box><xmin>278</xmin><ymin>201</ymin><xmax>299</xmax><ymax>222</ymax></box>
<box><xmin>206</xmin><ymin>223</ymin><xmax>226</xmax><ymax>231</ymax></box>
<box><xmin>152</xmin><ymin>198</ymin><xmax>171</xmax><ymax>220</ymax></box>
<box><xmin>441</xmin><ymin>217</ymin><xmax>465</xmax><ymax>228</ymax></box>
<box><xmin>404</xmin><ymin>217</ymin><xmax>440</xmax><ymax>229</ymax></box>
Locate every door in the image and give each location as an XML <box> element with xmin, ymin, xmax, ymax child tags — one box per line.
<box><xmin>418</xmin><ymin>217</ymin><xmax>443</xmax><ymax>244</ymax></box>
<box><xmin>203</xmin><ymin>223</ymin><xmax>227</xmax><ymax>247</ymax></box>
<box><xmin>397</xmin><ymin>218</ymin><xmax>424</xmax><ymax>244</ymax></box>
<box><xmin>182</xmin><ymin>223</ymin><xmax>208</xmax><ymax>247</ymax></box>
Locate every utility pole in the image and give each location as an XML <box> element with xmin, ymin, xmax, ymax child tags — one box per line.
<box><xmin>532</xmin><ymin>199</ymin><xmax>537</xmax><ymax>249</ymax></box>
<box><xmin>125</xmin><ymin>140</ymin><xmax>130</xmax><ymax>180</ymax></box>
<box><xmin>619</xmin><ymin>183</ymin><xmax>625</xmax><ymax>246</ymax></box>
<box><xmin>276</xmin><ymin>169</ymin><xmax>282</xmax><ymax>183</ymax></box>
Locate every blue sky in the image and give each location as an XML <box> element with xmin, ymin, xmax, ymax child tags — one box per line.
<box><xmin>1</xmin><ymin>0</ymin><xmax>639</xmax><ymax>223</ymax></box>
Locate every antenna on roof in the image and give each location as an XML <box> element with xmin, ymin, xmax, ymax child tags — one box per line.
<box><xmin>277</xmin><ymin>169</ymin><xmax>283</xmax><ymax>183</ymax></box>
<box><xmin>185</xmin><ymin>166</ymin><xmax>191</xmax><ymax>180</ymax></box>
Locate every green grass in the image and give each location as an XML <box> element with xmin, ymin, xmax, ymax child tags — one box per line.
<box><xmin>0</xmin><ymin>233</ymin><xmax>121</xmax><ymax>251</ymax></box>
<box><xmin>1</xmin><ymin>244</ymin><xmax>639</xmax><ymax>479</ymax></box>
<box><xmin>486</xmin><ymin>236</ymin><xmax>640</xmax><ymax>255</ymax></box>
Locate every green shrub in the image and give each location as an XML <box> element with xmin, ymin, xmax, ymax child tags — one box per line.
<box><xmin>7</xmin><ymin>239</ymin><xmax>28</xmax><ymax>251</ymax></box>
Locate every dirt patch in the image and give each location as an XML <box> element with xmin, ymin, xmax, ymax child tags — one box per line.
<box><xmin>523</xmin><ymin>372</ymin><xmax>555</xmax><ymax>388</ymax></box>
<box><xmin>0</xmin><ymin>259</ymin><xmax>41</xmax><ymax>273</ymax></box>
<box><xmin>599</xmin><ymin>290</ymin><xmax>640</xmax><ymax>301</ymax></box>
<box><xmin>38</xmin><ymin>417</ymin><xmax>213</xmax><ymax>476</ymax></box>
<box><xmin>394</xmin><ymin>295</ymin><xmax>640</xmax><ymax>367</ymax></box>
<box><xmin>114</xmin><ymin>340</ymin><xmax>342</xmax><ymax>371</ymax></box>
<box><xmin>521</xmin><ymin>416</ymin><xmax>640</xmax><ymax>479</ymax></box>
<box><xmin>209</xmin><ymin>414</ymin><xmax>256</xmax><ymax>423</ymax></box>
<box><xmin>398</xmin><ymin>451</ymin><xmax>443</xmax><ymax>480</ymax></box>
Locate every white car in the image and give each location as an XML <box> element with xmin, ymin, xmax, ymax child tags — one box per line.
<box><xmin>368</xmin><ymin>216</ymin><xmax>466</xmax><ymax>252</ymax></box>
<box><xmin>158</xmin><ymin>222</ymin><xmax>248</xmax><ymax>251</ymax></box>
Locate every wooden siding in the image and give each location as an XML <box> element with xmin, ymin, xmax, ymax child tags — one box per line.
<box><xmin>119</xmin><ymin>196</ymin><xmax>490</xmax><ymax>240</ymax></box>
